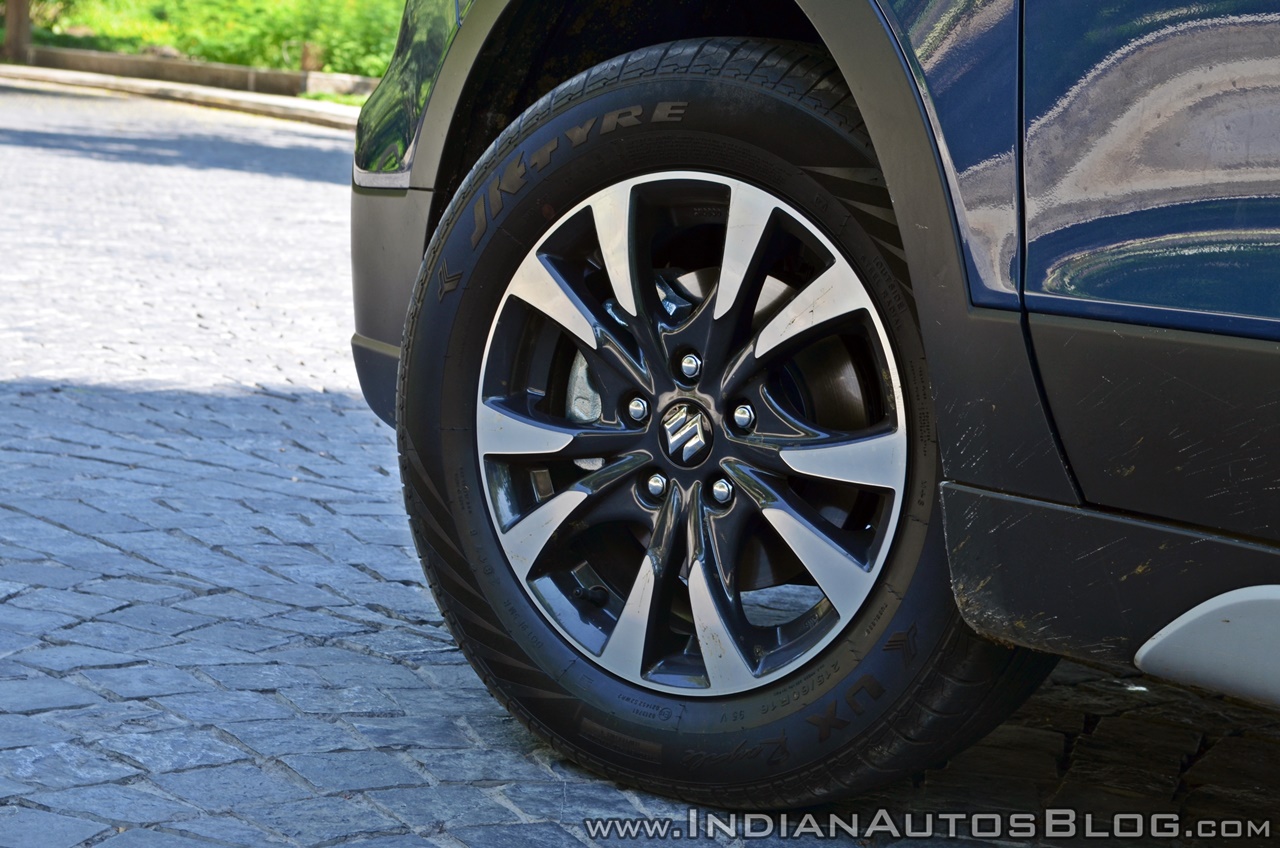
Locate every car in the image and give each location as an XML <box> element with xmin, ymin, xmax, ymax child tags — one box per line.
<box><xmin>348</xmin><ymin>0</ymin><xmax>1280</xmax><ymax>807</ymax></box>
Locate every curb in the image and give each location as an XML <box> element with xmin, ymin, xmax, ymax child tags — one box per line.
<box><xmin>0</xmin><ymin>63</ymin><xmax>359</xmax><ymax>131</ymax></box>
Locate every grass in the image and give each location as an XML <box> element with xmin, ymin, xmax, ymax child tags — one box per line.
<box><xmin>298</xmin><ymin>91</ymin><xmax>369</xmax><ymax>107</ymax></box>
<box><xmin>10</xmin><ymin>0</ymin><xmax>402</xmax><ymax>77</ymax></box>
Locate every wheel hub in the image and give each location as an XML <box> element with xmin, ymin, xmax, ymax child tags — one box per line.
<box><xmin>660</xmin><ymin>402</ymin><xmax>713</xmax><ymax>466</ymax></box>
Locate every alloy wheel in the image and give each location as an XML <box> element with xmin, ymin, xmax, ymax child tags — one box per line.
<box><xmin>476</xmin><ymin>172</ymin><xmax>907</xmax><ymax>696</ymax></box>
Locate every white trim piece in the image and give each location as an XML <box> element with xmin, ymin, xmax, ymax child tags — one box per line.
<box><xmin>1135</xmin><ymin>586</ymin><xmax>1280</xmax><ymax>707</ymax></box>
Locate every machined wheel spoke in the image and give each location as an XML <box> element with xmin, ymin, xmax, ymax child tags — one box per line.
<box><xmin>713</xmin><ymin>184</ymin><xmax>777</xmax><ymax>321</ymax></box>
<box><xmin>592</xmin><ymin>185</ymin><xmax>640</xmax><ymax>317</ymax></box>
<box><xmin>722</xmin><ymin>462</ymin><xmax>874</xmax><ymax>619</ymax></box>
<box><xmin>599</xmin><ymin>488</ymin><xmax>684</xmax><ymax>674</ymax></box>
<box><xmin>688</xmin><ymin>512</ymin><xmax>758</xmax><ymax>689</ymax></box>
<box><xmin>778</xmin><ymin>428</ymin><xmax>907</xmax><ymax>494</ymax></box>
<box><xmin>508</xmin><ymin>253</ymin><xmax>652</xmax><ymax>393</ymax></box>
<box><xmin>500</xmin><ymin>454</ymin><xmax>647</xmax><ymax>579</ymax></box>
<box><xmin>762</xmin><ymin>504</ymin><xmax>873</xmax><ymax>618</ymax></box>
<box><xmin>500</xmin><ymin>490</ymin><xmax>587</xmax><ymax>580</ymax></box>
<box><xmin>754</xmin><ymin>263</ymin><xmax>875</xmax><ymax>358</ymax></box>
<box><xmin>508</xmin><ymin>251</ymin><xmax>600</xmax><ymax>349</ymax></box>
<box><xmin>477</xmin><ymin>399</ymin><xmax>639</xmax><ymax>461</ymax></box>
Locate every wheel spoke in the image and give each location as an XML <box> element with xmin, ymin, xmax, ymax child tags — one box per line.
<box><xmin>508</xmin><ymin>251</ymin><xmax>599</xmax><ymax>349</ymax></box>
<box><xmin>779</xmin><ymin>428</ymin><xmax>907</xmax><ymax>494</ymax></box>
<box><xmin>591</xmin><ymin>184</ymin><xmax>639</xmax><ymax>317</ymax></box>
<box><xmin>688</xmin><ymin>501</ymin><xmax>758</xmax><ymax>690</ymax></box>
<box><xmin>599</xmin><ymin>488</ymin><xmax>684</xmax><ymax>674</ymax></box>
<box><xmin>499</xmin><ymin>454</ymin><xmax>647</xmax><ymax>579</ymax></box>
<box><xmin>722</xmin><ymin>462</ymin><xmax>875</xmax><ymax>619</ymax></box>
<box><xmin>477</xmin><ymin>399</ymin><xmax>638</xmax><ymax>461</ymax></box>
<box><xmin>713</xmin><ymin>183</ymin><xmax>777</xmax><ymax>320</ymax></box>
<box><xmin>754</xmin><ymin>263</ymin><xmax>875</xmax><ymax>358</ymax></box>
<box><xmin>760</xmin><ymin>506</ymin><xmax>873</xmax><ymax>619</ymax></box>
<box><xmin>500</xmin><ymin>490</ymin><xmax>587</xmax><ymax>580</ymax></box>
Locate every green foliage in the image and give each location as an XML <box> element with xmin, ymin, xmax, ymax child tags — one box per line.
<box><xmin>31</xmin><ymin>0</ymin><xmax>403</xmax><ymax>76</ymax></box>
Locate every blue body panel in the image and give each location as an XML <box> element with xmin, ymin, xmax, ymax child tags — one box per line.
<box><xmin>879</xmin><ymin>0</ymin><xmax>1023</xmax><ymax>308</ymax></box>
<box><xmin>1023</xmin><ymin>1</ymin><xmax>1280</xmax><ymax>339</ymax></box>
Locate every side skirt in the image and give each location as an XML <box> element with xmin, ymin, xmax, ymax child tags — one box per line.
<box><xmin>942</xmin><ymin>482</ymin><xmax>1280</xmax><ymax>678</ymax></box>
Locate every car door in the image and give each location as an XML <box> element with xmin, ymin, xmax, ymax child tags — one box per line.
<box><xmin>1022</xmin><ymin>0</ymin><xmax>1280</xmax><ymax>542</ymax></box>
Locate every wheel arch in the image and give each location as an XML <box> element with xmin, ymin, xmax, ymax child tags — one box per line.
<box><xmin>418</xmin><ymin>0</ymin><xmax>823</xmax><ymax>234</ymax></box>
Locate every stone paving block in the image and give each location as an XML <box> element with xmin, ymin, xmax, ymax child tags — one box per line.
<box><xmin>0</xmin><ymin>562</ymin><xmax>97</xmax><ymax>590</ymax></box>
<box><xmin>370</xmin><ymin>785</ymin><xmax>521</xmax><ymax>829</ymax></box>
<box><xmin>153</xmin><ymin>762</ymin><xmax>313</xmax><ymax>811</ymax></box>
<box><xmin>82</xmin><ymin>579</ymin><xmax>192</xmax><ymax>604</ymax></box>
<box><xmin>0</xmin><ymin>775</ymin><xmax>32</xmax><ymax>798</ymax></box>
<box><xmin>385</xmin><ymin>686</ymin><xmax>501</xmax><ymax>718</ymax></box>
<box><xmin>0</xmin><ymin>741</ymin><xmax>141</xmax><ymax>789</ymax></box>
<box><xmin>184</xmin><ymin>621</ymin><xmax>296</xmax><ymax>653</ymax></box>
<box><xmin>346</xmin><ymin>716</ymin><xmax>471</xmax><ymax>750</ymax></box>
<box><xmin>27</xmin><ymin>783</ymin><xmax>202</xmax><ymax>825</ymax></box>
<box><xmin>43</xmin><ymin>701</ymin><xmax>189</xmax><ymax>741</ymax></box>
<box><xmin>239</xmin><ymin>582</ymin><xmax>352</xmax><ymax>609</ymax></box>
<box><xmin>282</xmin><ymin>750</ymin><xmax>425</xmax><ymax>792</ymax></box>
<box><xmin>13</xmin><ymin>645</ymin><xmax>141</xmax><ymax>673</ymax></box>
<box><xmin>263</xmin><ymin>646</ymin><xmax>377</xmax><ymax>667</ymax></box>
<box><xmin>138</xmin><ymin>641</ymin><xmax>264</xmax><ymax>667</ymax></box>
<box><xmin>503</xmin><ymin>780</ymin><xmax>644</xmax><ymax>822</ymax></box>
<box><xmin>60</xmin><ymin>621</ymin><xmax>176</xmax><ymax>652</ymax></box>
<box><xmin>200</xmin><ymin>663</ymin><xmax>326</xmax><ymax>691</ymax></box>
<box><xmin>153</xmin><ymin>690</ymin><xmax>296</xmax><ymax>723</ymax></box>
<box><xmin>1184</xmin><ymin>735</ymin><xmax>1280</xmax><ymax>794</ymax></box>
<box><xmin>450</xmin><ymin>822</ymin><xmax>587</xmax><ymax>848</ymax></box>
<box><xmin>0</xmin><ymin>629</ymin><xmax>40</xmax><ymax>658</ymax></box>
<box><xmin>0</xmin><ymin>714</ymin><xmax>74</xmax><ymax>749</ymax></box>
<box><xmin>224</xmin><ymin>718</ymin><xmax>364</xmax><ymax>756</ymax></box>
<box><xmin>7</xmin><ymin>587</ymin><xmax>127</xmax><ymax>618</ymax></box>
<box><xmin>241</xmin><ymin>796</ymin><xmax>403</xmax><ymax>846</ymax></box>
<box><xmin>170</xmin><ymin>815</ymin><xmax>292</xmax><ymax>846</ymax></box>
<box><xmin>0</xmin><ymin>675</ymin><xmax>105</xmax><ymax>712</ymax></box>
<box><xmin>278</xmin><ymin>685</ymin><xmax>401</xmax><ymax>716</ymax></box>
<box><xmin>420</xmin><ymin>665</ymin><xmax>486</xmax><ymax>691</ymax></box>
<box><xmin>311</xmin><ymin>662</ymin><xmax>427</xmax><ymax>690</ymax></box>
<box><xmin>412</xmin><ymin>747</ymin><xmax>551</xmax><ymax>783</ymax></box>
<box><xmin>172</xmin><ymin>592</ymin><xmax>290</xmax><ymax>619</ymax></box>
<box><xmin>0</xmin><ymin>805</ymin><xmax>111</xmax><ymax>848</ymax></box>
<box><xmin>81</xmin><ymin>665</ymin><xmax>210</xmax><ymax>699</ymax></box>
<box><xmin>98</xmin><ymin>728</ymin><xmax>251</xmax><ymax>772</ymax></box>
<box><xmin>260</xmin><ymin>610</ymin><xmax>371</xmax><ymax>638</ymax></box>
<box><xmin>100</xmin><ymin>604</ymin><xmax>216</xmax><ymax>636</ymax></box>
<box><xmin>96</xmin><ymin>830</ymin><xmax>226</xmax><ymax>847</ymax></box>
<box><xmin>0</xmin><ymin>604</ymin><xmax>79</xmax><ymax>635</ymax></box>
<box><xmin>335</xmin><ymin>837</ymin><xmax>436</xmax><ymax>848</ymax></box>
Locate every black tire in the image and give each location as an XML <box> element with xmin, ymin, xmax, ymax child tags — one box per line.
<box><xmin>398</xmin><ymin>38</ymin><xmax>1055</xmax><ymax>808</ymax></box>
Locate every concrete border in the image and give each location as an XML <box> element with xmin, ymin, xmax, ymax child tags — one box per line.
<box><xmin>26</xmin><ymin>45</ymin><xmax>379</xmax><ymax>97</ymax></box>
<box><xmin>0</xmin><ymin>62</ymin><xmax>358</xmax><ymax>130</ymax></box>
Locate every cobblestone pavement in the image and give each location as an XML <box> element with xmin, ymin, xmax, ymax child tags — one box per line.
<box><xmin>0</xmin><ymin>80</ymin><xmax>1277</xmax><ymax>848</ymax></box>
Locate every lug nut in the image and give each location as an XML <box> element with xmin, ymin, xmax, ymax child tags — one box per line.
<box><xmin>627</xmin><ymin>397</ymin><xmax>649</xmax><ymax>422</ymax></box>
<box><xmin>647</xmin><ymin>474</ymin><xmax>668</xmax><ymax>498</ymax></box>
<box><xmin>711</xmin><ymin>478</ymin><xmax>734</xmax><ymax>504</ymax></box>
<box><xmin>732</xmin><ymin>404</ymin><xmax>756</xmax><ymax>430</ymax></box>
<box><xmin>679</xmin><ymin>353</ymin><xmax>702</xmax><ymax>379</ymax></box>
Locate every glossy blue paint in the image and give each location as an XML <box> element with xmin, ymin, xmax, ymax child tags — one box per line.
<box><xmin>1023</xmin><ymin>1</ymin><xmax>1280</xmax><ymax>336</ymax></box>
<box><xmin>880</xmin><ymin>0</ymin><xmax>1023</xmax><ymax>308</ymax></box>
<box><xmin>353</xmin><ymin>0</ymin><xmax>461</xmax><ymax>181</ymax></box>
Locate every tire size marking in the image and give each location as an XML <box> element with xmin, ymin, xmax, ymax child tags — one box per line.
<box><xmin>758</xmin><ymin>658</ymin><xmax>841</xmax><ymax>717</ymax></box>
<box><xmin>469</xmin><ymin>102</ymin><xmax>689</xmax><ymax>248</ymax></box>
